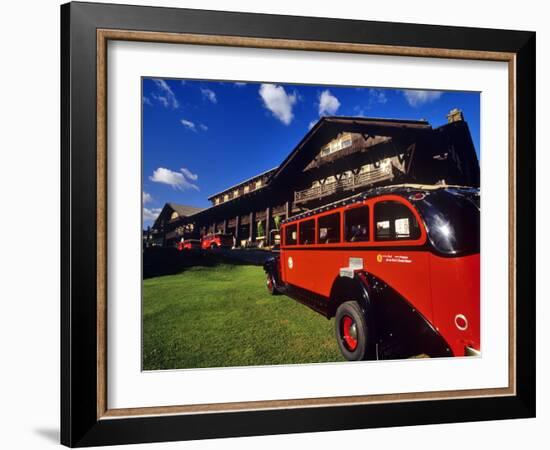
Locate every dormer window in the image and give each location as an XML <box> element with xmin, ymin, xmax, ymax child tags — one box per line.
<box><xmin>224</xmin><ymin>194</ymin><xmax>229</xmax><ymax>201</ymax></box>
<box><xmin>256</xmin><ymin>180</ymin><xmax>262</xmax><ymax>188</ymax></box>
<box><xmin>244</xmin><ymin>185</ymin><xmax>250</xmax><ymax>193</ymax></box>
<box><xmin>233</xmin><ymin>189</ymin><xmax>239</xmax><ymax>198</ymax></box>
<box><xmin>341</xmin><ymin>137</ymin><xmax>352</xmax><ymax>149</ymax></box>
<box><xmin>170</xmin><ymin>211</ymin><xmax>179</xmax><ymax>220</ymax></box>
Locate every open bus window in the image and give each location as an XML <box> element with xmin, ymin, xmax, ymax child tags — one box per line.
<box><xmin>285</xmin><ymin>224</ymin><xmax>297</xmax><ymax>245</ymax></box>
<box><xmin>299</xmin><ymin>219</ymin><xmax>316</xmax><ymax>245</ymax></box>
<box><xmin>344</xmin><ymin>206</ymin><xmax>370</xmax><ymax>242</ymax></box>
<box><xmin>318</xmin><ymin>213</ymin><xmax>341</xmax><ymax>244</ymax></box>
<box><xmin>374</xmin><ymin>201</ymin><xmax>420</xmax><ymax>241</ymax></box>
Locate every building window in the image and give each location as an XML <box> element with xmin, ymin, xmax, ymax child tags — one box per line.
<box><xmin>285</xmin><ymin>224</ymin><xmax>297</xmax><ymax>245</ymax></box>
<box><xmin>374</xmin><ymin>201</ymin><xmax>420</xmax><ymax>241</ymax></box>
<box><xmin>341</xmin><ymin>137</ymin><xmax>352</xmax><ymax>149</ymax></box>
<box><xmin>298</xmin><ymin>219</ymin><xmax>315</xmax><ymax>245</ymax></box>
<box><xmin>233</xmin><ymin>189</ymin><xmax>239</xmax><ymax>198</ymax></box>
<box><xmin>256</xmin><ymin>180</ymin><xmax>262</xmax><ymax>189</ymax></box>
<box><xmin>224</xmin><ymin>194</ymin><xmax>229</xmax><ymax>201</ymax></box>
<box><xmin>244</xmin><ymin>185</ymin><xmax>250</xmax><ymax>193</ymax></box>
<box><xmin>170</xmin><ymin>212</ymin><xmax>179</xmax><ymax>220</ymax></box>
<box><xmin>318</xmin><ymin>213</ymin><xmax>341</xmax><ymax>244</ymax></box>
<box><xmin>215</xmin><ymin>198</ymin><xmax>220</xmax><ymax>205</ymax></box>
<box><xmin>345</xmin><ymin>206</ymin><xmax>370</xmax><ymax>242</ymax></box>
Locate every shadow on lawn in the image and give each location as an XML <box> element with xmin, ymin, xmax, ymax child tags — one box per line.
<box><xmin>143</xmin><ymin>247</ymin><xmax>250</xmax><ymax>279</ymax></box>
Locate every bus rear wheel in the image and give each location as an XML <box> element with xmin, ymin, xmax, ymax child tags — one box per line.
<box><xmin>335</xmin><ymin>301</ymin><xmax>371</xmax><ymax>361</ymax></box>
<box><xmin>266</xmin><ymin>273</ymin><xmax>279</xmax><ymax>295</ymax></box>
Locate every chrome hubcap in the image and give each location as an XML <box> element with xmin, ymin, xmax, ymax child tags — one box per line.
<box><xmin>349</xmin><ymin>323</ymin><xmax>357</xmax><ymax>340</ymax></box>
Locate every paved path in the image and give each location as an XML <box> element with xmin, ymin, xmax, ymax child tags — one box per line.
<box><xmin>214</xmin><ymin>248</ymin><xmax>278</xmax><ymax>265</ymax></box>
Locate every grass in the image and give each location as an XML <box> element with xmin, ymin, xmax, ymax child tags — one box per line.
<box><xmin>142</xmin><ymin>263</ymin><xmax>344</xmax><ymax>370</ymax></box>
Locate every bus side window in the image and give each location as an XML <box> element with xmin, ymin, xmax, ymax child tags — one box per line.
<box><xmin>345</xmin><ymin>206</ymin><xmax>370</xmax><ymax>242</ymax></box>
<box><xmin>285</xmin><ymin>224</ymin><xmax>297</xmax><ymax>245</ymax></box>
<box><xmin>299</xmin><ymin>219</ymin><xmax>315</xmax><ymax>245</ymax></box>
<box><xmin>318</xmin><ymin>213</ymin><xmax>341</xmax><ymax>244</ymax></box>
<box><xmin>374</xmin><ymin>201</ymin><xmax>420</xmax><ymax>241</ymax></box>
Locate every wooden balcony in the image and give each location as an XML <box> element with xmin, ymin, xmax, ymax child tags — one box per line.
<box><xmin>294</xmin><ymin>165</ymin><xmax>394</xmax><ymax>204</ymax></box>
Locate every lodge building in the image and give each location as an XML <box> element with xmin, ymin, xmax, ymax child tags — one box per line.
<box><xmin>149</xmin><ymin>111</ymin><xmax>479</xmax><ymax>248</ymax></box>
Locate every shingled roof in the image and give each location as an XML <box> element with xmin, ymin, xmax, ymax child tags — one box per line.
<box><xmin>166</xmin><ymin>203</ymin><xmax>204</xmax><ymax>217</ymax></box>
<box><xmin>152</xmin><ymin>203</ymin><xmax>205</xmax><ymax>230</ymax></box>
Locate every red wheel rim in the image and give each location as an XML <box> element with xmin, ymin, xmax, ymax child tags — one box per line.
<box><xmin>341</xmin><ymin>315</ymin><xmax>358</xmax><ymax>351</ymax></box>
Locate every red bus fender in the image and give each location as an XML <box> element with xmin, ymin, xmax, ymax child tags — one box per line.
<box><xmin>330</xmin><ymin>270</ymin><xmax>453</xmax><ymax>359</ymax></box>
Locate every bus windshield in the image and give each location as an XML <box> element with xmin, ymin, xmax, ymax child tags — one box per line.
<box><xmin>416</xmin><ymin>189</ymin><xmax>480</xmax><ymax>255</ymax></box>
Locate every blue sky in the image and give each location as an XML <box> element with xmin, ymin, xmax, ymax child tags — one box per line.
<box><xmin>142</xmin><ymin>78</ymin><xmax>480</xmax><ymax>227</ymax></box>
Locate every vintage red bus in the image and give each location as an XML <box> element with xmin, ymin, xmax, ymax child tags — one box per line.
<box><xmin>201</xmin><ymin>233</ymin><xmax>233</xmax><ymax>250</ymax></box>
<box><xmin>264</xmin><ymin>185</ymin><xmax>480</xmax><ymax>361</ymax></box>
<box><xmin>177</xmin><ymin>239</ymin><xmax>201</xmax><ymax>251</ymax></box>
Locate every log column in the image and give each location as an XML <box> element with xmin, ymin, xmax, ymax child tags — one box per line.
<box><xmin>235</xmin><ymin>215</ymin><xmax>240</xmax><ymax>247</ymax></box>
<box><xmin>249</xmin><ymin>212</ymin><xmax>255</xmax><ymax>243</ymax></box>
<box><xmin>265</xmin><ymin>206</ymin><xmax>272</xmax><ymax>246</ymax></box>
<box><xmin>285</xmin><ymin>200</ymin><xmax>292</xmax><ymax>221</ymax></box>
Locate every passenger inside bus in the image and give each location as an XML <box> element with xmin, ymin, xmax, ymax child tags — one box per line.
<box><xmin>345</xmin><ymin>206</ymin><xmax>370</xmax><ymax>242</ymax></box>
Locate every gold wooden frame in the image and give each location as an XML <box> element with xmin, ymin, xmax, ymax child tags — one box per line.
<box><xmin>96</xmin><ymin>29</ymin><xmax>516</xmax><ymax>420</ymax></box>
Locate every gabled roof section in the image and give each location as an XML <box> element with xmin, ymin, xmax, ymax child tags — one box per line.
<box><xmin>207</xmin><ymin>167</ymin><xmax>278</xmax><ymax>201</ymax></box>
<box><xmin>267</xmin><ymin>116</ymin><xmax>431</xmax><ymax>186</ymax></box>
<box><xmin>167</xmin><ymin>203</ymin><xmax>204</xmax><ymax>217</ymax></box>
<box><xmin>152</xmin><ymin>203</ymin><xmax>205</xmax><ymax>229</ymax></box>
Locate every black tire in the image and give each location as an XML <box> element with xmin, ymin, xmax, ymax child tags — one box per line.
<box><xmin>210</xmin><ymin>243</ymin><xmax>217</xmax><ymax>250</ymax></box>
<box><xmin>266</xmin><ymin>272</ymin><xmax>279</xmax><ymax>295</ymax></box>
<box><xmin>334</xmin><ymin>301</ymin><xmax>373</xmax><ymax>361</ymax></box>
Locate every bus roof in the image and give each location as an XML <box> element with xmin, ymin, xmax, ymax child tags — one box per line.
<box><xmin>282</xmin><ymin>184</ymin><xmax>479</xmax><ymax>225</ymax></box>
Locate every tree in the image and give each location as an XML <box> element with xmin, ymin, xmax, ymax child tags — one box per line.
<box><xmin>257</xmin><ymin>220</ymin><xmax>264</xmax><ymax>237</ymax></box>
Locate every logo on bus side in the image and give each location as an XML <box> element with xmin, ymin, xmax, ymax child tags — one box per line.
<box><xmin>376</xmin><ymin>254</ymin><xmax>411</xmax><ymax>264</ymax></box>
<box><xmin>287</xmin><ymin>257</ymin><xmax>293</xmax><ymax>269</ymax></box>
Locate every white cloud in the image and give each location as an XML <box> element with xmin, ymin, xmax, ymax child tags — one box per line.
<box><xmin>369</xmin><ymin>88</ymin><xmax>388</xmax><ymax>105</ymax></box>
<box><xmin>201</xmin><ymin>88</ymin><xmax>217</xmax><ymax>103</ymax></box>
<box><xmin>143</xmin><ymin>191</ymin><xmax>153</xmax><ymax>204</ymax></box>
<box><xmin>318</xmin><ymin>90</ymin><xmax>341</xmax><ymax>116</ymax></box>
<box><xmin>143</xmin><ymin>207</ymin><xmax>162</xmax><ymax>222</ymax></box>
<box><xmin>180</xmin><ymin>167</ymin><xmax>198</xmax><ymax>181</ymax></box>
<box><xmin>308</xmin><ymin>120</ymin><xmax>318</xmax><ymax>130</ymax></box>
<box><xmin>353</xmin><ymin>106</ymin><xmax>367</xmax><ymax>117</ymax></box>
<box><xmin>180</xmin><ymin>119</ymin><xmax>197</xmax><ymax>131</ymax></box>
<box><xmin>142</xmin><ymin>96</ymin><xmax>153</xmax><ymax>106</ymax></box>
<box><xmin>151</xmin><ymin>93</ymin><xmax>168</xmax><ymax>108</ymax></box>
<box><xmin>151</xmin><ymin>79</ymin><xmax>179</xmax><ymax>108</ymax></box>
<box><xmin>180</xmin><ymin>119</ymin><xmax>208</xmax><ymax>132</ymax></box>
<box><xmin>234</xmin><ymin>82</ymin><xmax>246</xmax><ymax>87</ymax></box>
<box><xmin>149</xmin><ymin>167</ymin><xmax>199</xmax><ymax>191</ymax></box>
<box><xmin>259</xmin><ymin>84</ymin><xmax>297</xmax><ymax>125</ymax></box>
<box><xmin>403</xmin><ymin>90</ymin><xmax>443</xmax><ymax>107</ymax></box>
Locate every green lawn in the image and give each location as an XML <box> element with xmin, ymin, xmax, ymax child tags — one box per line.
<box><xmin>142</xmin><ymin>263</ymin><xmax>344</xmax><ymax>370</ymax></box>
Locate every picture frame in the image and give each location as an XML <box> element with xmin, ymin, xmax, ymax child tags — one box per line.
<box><xmin>61</xmin><ymin>1</ymin><xmax>536</xmax><ymax>446</ymax></box>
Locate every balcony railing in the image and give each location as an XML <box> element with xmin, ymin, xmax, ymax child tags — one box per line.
<box><xmin>294</xmin><ymin>165</ymin><xmax>393</xmax><ymax>204</ymax></box>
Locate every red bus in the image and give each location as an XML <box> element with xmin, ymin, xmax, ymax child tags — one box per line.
<box><xmin>177</xmin><ymin>239</ymin><xmax>201</xmax><ymax>251</ymax></box>
<box><xmin>264</xmin><ymin>185</ymin><xmax>480</xmax><ymax>361</ymax></box>
<box><xmin>201</xmin><ymin>233</ymin><xmax>233</xmax><ymax>250</ymax></box>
